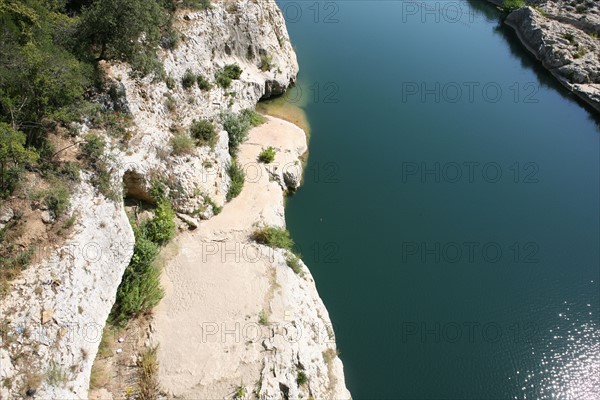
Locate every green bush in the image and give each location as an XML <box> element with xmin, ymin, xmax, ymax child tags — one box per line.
<box><xmin>215</xmin><ymin>72</ymin><xmax>232</xmax><ymax>89</ymax></box>
<box><xmin>142</xmin><ymin>199</ymin><xmax>176</xmax><ymax>245</ymax></box>
<box><xmin>0</xmin><ymin>123</ymin><xmax>39</xmax><ymax>197</ymax></box>
<box><xmin>223</xmin><ymin>64</ymin><xmax>242</xmax><ymax>79</ymax></box>
<box><xmin>503</xmin><ymin>0</ymin><xmax>525</xmax><ymax>11</ymax></box>
<box><xmin>252</xmin><ymin>226</ymin><xmax>294</xmax><ymax>251</ymax></box>
<box><xmin>197</xmin><ymin>74</ymin><xmax>211</xmax><ymax>90</ymax></box>
<box><xmin>179</xmin><ymin>0</ymin><xmax>212</xmax><ymax>10</ymax></box>
<box><xmin>296</xmin><ymin>371</ymin><xmax>308</xmax><ymax>385</ymax></box>
<box><xmin>259</xmin><ymin>54</ymin><xmax>273</xmax><ymax>71</ymax></box>
<box><xmin>258</xmin><ymin>147</ymin><xmax>276</xmax><ymax>163</ymax></box>
<box><xmin>190</xmin><ymin>119</ymin><xmax>217</xmax><ymax>146</ymax></box>
<box><xmin>286</xmin><ymin>254</ymin><xmax>303</xmax><ymax>275</ymax></box>
<box><xmin>202</xmin><ymin>195</ymin><xmax>222</xmax><ymax>215</ymax></box>
<box><xmin>215</xmin><ymin>64</ymin><xmax>242</xmax><ymax>88</ymax></box>
<box><xmin>42</xmin><ymin>184</ymin><xmax>71</xmax><ymax>218</ymax></box>
<box><xmin>182</xmin><ymin>69</ymin><xmax>197</xmax><ymax>89</ymax></box>
<box><xmin>170</xmin><ymin>133</ymin><xmax>195</xmax><ymax>156</ymax></box>
<box><xmin>109</xmin><ymin>199</ymin><xmax>176</xmax><ymax>326</ymax></box>
<box><xmin>258</xmin><ymin>310</ymin><xmax>269</xmax><ymax>325</ymax></box>
<box><xmin>82</xmin><ymin>134</ymin><xmax>106</xmax><ymax>159</ymax></box>
<box><xmin>222</xmin><ymin>112</ymin><xmax>251</xmax><ymax>155</ymax></box>
<box><xmin>165</xmin><ymin>75</ymin><xmax>176</xmax><ymax>89</ymax></box>
<box><xmin>109</xmin><ymin>235</ymin><xmax>163</xmax><ymax>326</ymax></box>
<box><xmin>57</xmin><ymin>162</ymin><xmax>81</xmax><ymax>182</ymax></box>
<box><xmin>240</xmin><ymin>109</ymin><xmax>266</xmax><ymax>126</ymax></box>
<box><xmin>226</xmin><ymin>161</ymin><xmax>245</xmax><ymax>201</ymax></box>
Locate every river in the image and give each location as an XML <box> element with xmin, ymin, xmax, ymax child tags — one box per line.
<box><xmin>281</xmin><ymin>1</ymin><xmax>600</xmax><ymax>398</ymax></box>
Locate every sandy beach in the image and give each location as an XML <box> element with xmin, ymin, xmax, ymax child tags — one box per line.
<box><xmin>152</xmin><ymin>116</ymin><xmax>349</xmax><ymax>399</ymax></box>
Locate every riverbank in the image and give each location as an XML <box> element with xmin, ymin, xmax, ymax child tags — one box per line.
<box><xmin>151</xmin><ymin>115</ymin><xmax>350</xmax><ymax>399</ymax></box>
<box><xmin>492</xmin><ymin>1</ymin><xmax>600</xmax><ymax>112</ymax></box>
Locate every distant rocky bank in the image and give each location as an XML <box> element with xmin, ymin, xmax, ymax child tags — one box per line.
<box><xmin>490</xmin><ymin>0</ymin><xmax>600</xmax><ymax>112</ymax></box>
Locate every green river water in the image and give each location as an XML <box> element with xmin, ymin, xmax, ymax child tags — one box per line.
<box><xmin>280</xmin><ymin>1</ymin><xmax>600</xmax><ymax>399</ymax></box>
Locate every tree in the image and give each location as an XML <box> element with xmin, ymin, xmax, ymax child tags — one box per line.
<box><xmin>77</xmin><ymin>0</ymin><xmax>165</xmax><ymax>72</ymax></box>
<box><xmin>0</xmin><ymin>123</ymin><xmax>38</xmax><ymax>196</ymax></box>
<box><xmin>0</xmin><ymin>0</ymin><xmax>91</xmax><ymax>145</ymax></box>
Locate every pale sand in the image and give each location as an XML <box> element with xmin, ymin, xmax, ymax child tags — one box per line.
<box><xmin>152</xmin><ymin>117</ymin><xmax>349</xmax><ymax>399</ymax></box>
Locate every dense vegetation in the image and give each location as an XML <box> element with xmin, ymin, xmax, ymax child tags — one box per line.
<box><xmin>0</xmin><ymin>0</ymin><xmax>209</xmax><ymax>200</ymax></box>
<box><xmin>108</xmin><ymin>198</ymin><xmax>176</xmax><ymax>326</ymax></box>
<box><xmin>221</xmin><ymin>109</ymin><xmax>265</xmax><ymax>201</ymax></box>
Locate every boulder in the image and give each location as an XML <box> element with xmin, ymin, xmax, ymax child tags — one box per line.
<box><xmin>0</xmin><ymin>206</ymin><xmax>14</xmax><ymax>223</ymax></box>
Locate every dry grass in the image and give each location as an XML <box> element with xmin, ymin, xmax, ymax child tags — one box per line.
<box><xmin>89</xmin><ymin>362</ymin><xmax>110</xmax><ymax>389</ymax></box>
<box><xmin>137</xmin><ymin>346</ymin><xmax>161</xmax><ymax>400</ymax></box>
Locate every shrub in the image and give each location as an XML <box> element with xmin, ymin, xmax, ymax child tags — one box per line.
<box><xmin>215</xmin><ymin>72</ymin><xmax>232</xmax><ymax>89</ymax></box>
<box><xmin>240</xmin><ymin>109</ymin><xmax>266</xmax><ymax>126</ymax></box>
<box><xmin>202</xmin><ymin>194</ymin><xmax>222</xmax><ymax>215</ymax></box>
<box><xmin>165</xmin><ymin>75</ymin><xmax>176</xmax><ymax>89</ymax></box>
<box><xmin>170</xmin><ymin>133</ymin><xmax>195</xmax><ymax>156</ymax></box>
<box><xmin>82</xmin><ymin>134</ymin><xmax>106</xmax><ymax>159</ymax></box>
<box><xmin>223</xmin><ymin>64</ymin><xmax>242</xmax><ymax>79</ymax></box>
<box><xmin>137</xmin><ymin>346</ymin><xmax>160</xmax><ymax>400</ymax></box>
<box><xmin>109</xmin><ymin>235</ymin><xmax>163</xmax><ymax>326</ymax></box>
<box><xmin>563</xmin><ymin>33</ymin><xmax>576</xmax><ymax>44</ymax></box>
<box><xmin>258</xmin><ymin>310</ymin><xmax>269</xmax><ymax>325</ymax></box>
<box><xmin>42</xmin><ymin>184</ymin><xmax>71</xmax><ymax>218</ymax></box>
<box><xmin>182</xmin><ymin>69</ymin><xmax>197</xmax><ymax>89</ymax></box>
<box><xmin>503</xmin><ymin>0</ymin><xmax>525</xmax><ymax>11</ymax></box>
<box><xmin>180</xmin><ymin>0</ymin><xmax>212</xmax><ymax>10</ymax></box>
<box><xmin>215</xmin><ymin>64</ymin><xmax>242</xmax><ymax>88</ymax></box>
<box><xmin>58</xmin><ymin>162</ymin><xmax>81</xmax><ymax>182</ymax></box>
<box><xmin>286</xmin><ymin>254</ymin><xmax>303</xmax><ymax>275</ymax></box>
<box><xmin>296</xmin><ymin>371</ymin><xmax>308</xmax><ymax>385</ymax></box>
<box><xmin>259</xmin><ymin>54</ymin><xmax>273</xmax><ymax>71</ymax></box>
<box><xmin>164</xmin><ymin>95</ymin><xmax>177</xmax><ymax>113</ymax></box>
<box><xmin>197</xmin><ymin>74</ymin><xmax>211</xmax><ymax>90</ymax></box>
<box><xmin>252</xmin><ymin>226</ymin><xmax>294</xmax><ymax>250</ymax></box>
<box><xmin>190</xmin><ymin>119</ymin><xmax>217</xmax><ymax>146</ymax></box>
<box><xmin>142</xmin><ymin>200</ymin><xmax>176</xmax><ymax>245</ymax></box>
<box><xmin>226</xmin><ymin>161</ymin><xmax>245</xmax><ymax>201</ymax></box>
<box><xmin>109</xmin><ymin>199</ymin><xmax>175</xmax><ymax>326</ymax></box>
<box><xmin>222</xmin><ymin>112</ymin><xmax>251</xmax><ymax>155</ymax></box>
<box><xmin>0</xmin><ymin>123</ymin><xmax>39</xmax><ymax>197</ymax></box>
<box><xmin>258</xmin><ymin>146</ymin><xmax>276</xmax><ymax>163</ymax></box>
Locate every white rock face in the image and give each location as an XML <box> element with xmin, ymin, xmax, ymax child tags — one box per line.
<box><xmin>0</xmin><ymin>177</ymin><xmax>134</xmax><ymax>399</ymax></box>
<box><xmin>108</xmin><ymin>0</ymin><xmax>299</xmax><ymax>211</ymax></box>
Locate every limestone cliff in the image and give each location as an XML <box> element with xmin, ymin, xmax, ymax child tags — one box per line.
<box><xmin>0</xmin><ymin>1</ymin><xmax>350</xmax><ymax>399</ymax></box>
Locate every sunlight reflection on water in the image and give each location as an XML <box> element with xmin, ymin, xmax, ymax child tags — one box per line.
<box><xmin>514</xmin><ymin>301</ymin><xmax>600</xmax><ymax>400</ymax></box>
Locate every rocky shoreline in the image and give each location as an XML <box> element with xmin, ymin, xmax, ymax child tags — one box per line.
<box><xmin>152</xmin><ymin>116</ymin><xmax>350</xmax><ymax>399</ymax></box>
<box><xmin>490</xmin><ymin>0</ymin><xmax>600</xmax><ymax>112</ymax></box>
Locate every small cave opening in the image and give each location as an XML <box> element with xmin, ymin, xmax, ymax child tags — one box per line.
<box><xmin>122</xmin><ymin>170</ymin><xmax>155</xmax><ymax>205</ymax></box>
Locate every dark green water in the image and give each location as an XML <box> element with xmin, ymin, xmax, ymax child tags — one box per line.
<box><xmin>281</xmin><ymin>1</ymin><xmax>600</xmax><ymax>399</ymax></box>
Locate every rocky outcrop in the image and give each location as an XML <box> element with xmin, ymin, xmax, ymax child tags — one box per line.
<box><xmin>494</xmin><ymin>1</ymin><xmax>600</xmax><ymax>111</ymax></box>
<box><xmin>0</xmin><ymin>177</ymin><xmax>134</xmax><ymax>399</ymax></box>
<box><xmin>152</xmin><ymin>117</ymin><xmax>350</xmax><ymax>400</ymax></box>
<box><xmin>107</xmin><ymin>0</ymin><xmax>299</xmax><ymax>214</ymax></box>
